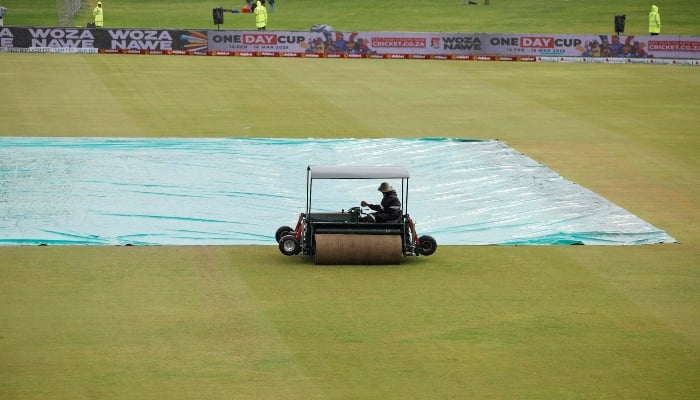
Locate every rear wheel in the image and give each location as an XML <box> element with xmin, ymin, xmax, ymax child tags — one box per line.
<box><xmin>279</xmin><ymin>235</ymin><xmax>301</xmax><ymax>256</ymax></box>
<box><xmin>418</xmin><ymin>235</ymin><xmax>437</xmax><ymax>256</ymax></box>
<box><xmin>275</xmin><ymin>226</ymin><xmax>294</xmax><ymax>243</ymax></box>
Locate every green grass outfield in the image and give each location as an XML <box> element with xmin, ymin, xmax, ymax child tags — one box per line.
<box><xmin>2</xmin><ymin>1</ymin><xmax>700</xmax><ymax>399</ymax></box>
<box><xmin>4</xmin><ymin>0</ymin><xmax>700</xmax><ymax>35</ymax></box>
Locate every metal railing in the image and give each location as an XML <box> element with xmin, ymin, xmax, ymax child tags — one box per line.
<box><xmin>57</xmin><ymin>0</ymin><xmax>84</xmax><ymax>26</ymax></box>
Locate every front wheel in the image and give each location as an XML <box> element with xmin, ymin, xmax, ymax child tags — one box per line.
<box><xmin>275</xmin><ymin>226</ymin><xmax>294</xmax><ymax>243</ymax></box>
<box><xmin>418</xmin><ymin>235</ymin><xmax>437</xmax><ymax>256</ymax></box>
<box><xmin>279</xmin><ymin>235</ymin><xmax>301</xmax><ymax>256</ymax></box>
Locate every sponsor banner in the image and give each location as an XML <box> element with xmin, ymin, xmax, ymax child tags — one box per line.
<box><xmin>647</xmin><ymin>37</ymin><xmax>700</xmax><ymax>52</ymax></box>
<box><xmin>536</xmin><ymin>56</ymin><xmax>700</xmax><ymax>66</ymax></box>
<box><xmin>206</xmin><ymin>30</ymin><xmax>484</xmax><ymax>56</ymax></box>
<box><xmin>671</xmin><ymin>58</ymin><xmax>700</xmax><ymax>66</ymax></box>
<box><xmin>2</xmin><ymin>27</ymin><xmax>699</xmax><ymax>60</ymax></box>
<box><xmin>518</xmin><ymin>56</ymin><xmax>537</xmax><ymax>62</ymax></box>
<box><xmin>486</xmin><ymin>33</ymin><xmax>700</xmax><ymax>59</ymax></box>
<box><xmin>208</xmin><ymin>31</ymin><xmax>309</xmax><ymax>52</ymax></box>
<box><xmin>207</xmin><ymin>31</ymin><xmax>700</xmax><ymax>60</ymax></box>
<box><xmin>0</xmin><ymin>27</ymin><xmax>203</xmax><ymax>51</ymax></box>
<box><xmin>1</xmin><ymin>46</ymin><xmax>98</xmax><ymax>54</ymax></box>
<box><xmin>1</xmin><ymin>27</ymin><xmax>98</xmax><ymax>48</ymax></box>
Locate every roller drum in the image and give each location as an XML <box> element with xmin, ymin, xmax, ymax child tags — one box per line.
<box><xmin>314</xmin><ymin>234</ymin><xmax>402</xmax><ymax>265</ymax></box>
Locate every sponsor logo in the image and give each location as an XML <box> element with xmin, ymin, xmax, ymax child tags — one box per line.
<box><xmin>29</xmin><ymin>28</ymin><xmax>95</xmax><ymax>48</ymax></box>
<box><xmin>520</xmin><ymin>36</ymin><xmax>581</xmax><ymax>48</ymax></box>
<box><xmin>490</xmin><ymin>37</ymin><xmax>519</xmax><ymax>47</ymax></box>
<box><xmin>521</xmin><ymin>36</ymin><xmax>554</xmax><ymax>48</ymax></box>
<box><xmin>244</xmin><ymin>34</ymin><xmax>277</xmax><ymax>45</ymax></box>
<box><xmin>442</xmin><ymin>37</ymin><xmax>481</xmax><ymax>51</ymax></box>
<box><xmin>371</xmin><ymin>37</ymin><xmax>426</xmax><ymax>48</ymax></box>
<box><xmin>0</xmin><ymin>27</ymin><xmax>13</xmax><ymax>47</ymax></box>
<box><xmin>648</xmin><ymin>40</ymin><xmax>700</xmax><ymax>52</ymax></box>
<box><xmin>210</xmin><ymin>33</ymin><xmax>306</xmax><ymax>47</ymax></box>
<box><xmin>108</xmin><ymin>30</ymin><xmax>173</xmax><ymax>50</ymax></box>
<box><xmin>24</xmin><ymin>47</ymin><xmax>96</xmax><ymax>53</ymax></box>
<box><xmin>5</xmin><ymin>47</ymin><xmax>31</xmax><ymax>52</ymax></box>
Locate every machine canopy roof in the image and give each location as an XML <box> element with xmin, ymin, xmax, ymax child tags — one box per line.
<box><xmin>308</xmin><ymin>166</ymin><xmax>410</xmax><ymax>180</ymax></box>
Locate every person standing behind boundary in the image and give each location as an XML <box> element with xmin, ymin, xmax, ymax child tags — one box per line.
<box><xmin>648</xmin><ymin>5</ymin><xmax>661</xmax><ymax>35</ymax></box>
<box><xmin>93</xmin><ymin>1</ymin><xmax>104</xmax><ymax>28</ymax></box>
<box><xmin>268</xmin><ymin>0</ymin><xmax>275</xmax><ymax>13</ymax></box>
<box><xmin>0</xmin><ymin>6</ymin><xmax>7</xmax><ymax>27</ymax></box>
<box><xmin>254</xmin><ymin>0</ymin><xmax>267</xmax><ymax>30</ymax></box>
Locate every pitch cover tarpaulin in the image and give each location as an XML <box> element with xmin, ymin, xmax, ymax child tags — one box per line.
<box><xmin>0</xmin><ymin>137</ymin><xmax>676</xmax><ymax>246</ymax></box>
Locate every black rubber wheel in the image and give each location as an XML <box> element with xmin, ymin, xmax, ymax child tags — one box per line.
<box><xmin>418</xmin><ymin>235</ymin><xmax>437</xmax><ymax>256</ymax></box>
<box><xmin>275</xmin><ymin>226</ymin><xmax>294</xmax><ymax>243</ymax></box>
<box><xmin>279</xmin><ymin>235</ymin><xmax>301</xmax><ymax>256</ymax></box>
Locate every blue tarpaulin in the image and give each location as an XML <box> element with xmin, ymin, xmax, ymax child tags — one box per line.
<box><xmin>0</xmin><ymin>137</ymin><xmax>676</xmax><ymax>246</ymax></box>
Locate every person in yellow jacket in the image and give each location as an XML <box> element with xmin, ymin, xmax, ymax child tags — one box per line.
<box><xmin>93</xmin><ymin>1</ymin><xmax>104</xmax><ymax>27</ymax></box>
<box><xmin>648</xmin><ymin>5</ymin><xmax>661</xmax><ymax>35</ymax></box>
<box><xmin>254</xmin><ymin>0</ymin><xmax>267</xmax><ymax>30</ymax></box>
